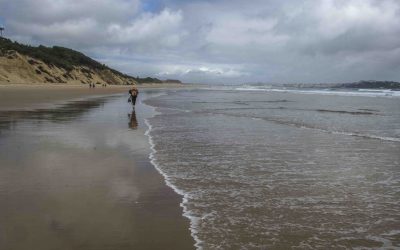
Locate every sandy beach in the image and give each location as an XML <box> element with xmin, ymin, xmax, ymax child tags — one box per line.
<box><xmin>0</xmin><ymin>86</ymin><xmax>195</xmax><ymax>249</ymax></box>
<box><xmin>2</xmin><ymin>0</ymin><xmax>399</xmax><ymax>248</ymax></box>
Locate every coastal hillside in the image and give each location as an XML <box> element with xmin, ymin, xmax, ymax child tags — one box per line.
<box><xmin>0</xmin><ymin>38</ymin><xmax>138</xmax><ymax>85</ymax></box>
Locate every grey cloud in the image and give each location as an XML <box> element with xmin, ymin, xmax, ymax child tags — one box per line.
<box><xmin>0</xmin><ymin>0</ymin><xmax>140</xmax><ymax>24</ymax></box>
<box><xmin>0</xmin><ymin>1</ymin><xmax>184</xmax><ymax>53</ymax></box>
<box><xmin>1</xmin><ymin>0</ymin><xmax>400</xmax><ymax>83</ymax></box>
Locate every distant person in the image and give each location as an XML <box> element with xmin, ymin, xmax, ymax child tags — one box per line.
<box><xmin>128</xmin><ymin>88</ymin><xmax>139</xmax><ymax>107</ymax></box>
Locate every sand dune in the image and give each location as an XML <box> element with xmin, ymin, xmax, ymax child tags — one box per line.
<box><xmin>0</xmin><ymin>50</ymin><xmax>137</xmax><ymax>85</ymax></box>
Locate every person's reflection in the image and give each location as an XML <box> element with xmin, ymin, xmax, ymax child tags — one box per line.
<box><xmin>128</xmin><ymin>110</ymin><xmax>138</xmax><ymax>129</ymax></box>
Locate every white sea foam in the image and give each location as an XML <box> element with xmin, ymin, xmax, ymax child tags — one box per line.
<box><xmin>142</xmin><ymin>102</ymin><xmax>203</xmax><ymax>249</ymax></box>
<box><xmin>139</xmin><ymin>89</ymin><xmax>400</xmax><ymax>249</ymax></box>
<box><xmin>235</xmin><ymin>87</ymin><xmax>400</xmax><ymax>98</ymax></box>
<box><xmin>330</xmin><ymin>131</ymin><xmax>400</xmax><ymax>142</ymax></box>
<box><xmin>210</xmin><ymin>111</ymin><xmax>400</xmax><ymax>143</ymax></box>
<box><xmin>296</xmin><ymin>122</ymin><xmax>400</xmax><ymax>142</ymax></box>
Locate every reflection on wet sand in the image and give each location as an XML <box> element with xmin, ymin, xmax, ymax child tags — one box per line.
<box><xmin>0</xmin><ymin>96</ymin><xmax>195</xmax><ymax>250</ymax></box>
<box><xmin>128</xmin><ymin>110</ymin><xmax>138</xmax><ymax>129</ymax></box>
<box><xmin>0</xmin><ymin>98</ymin><xmax>109</xmax><ymax>131</ymax></box>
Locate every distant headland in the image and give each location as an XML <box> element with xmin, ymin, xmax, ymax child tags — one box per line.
<box><xmin>246</xmin><ymin>80</ymin><xmax>400</xmax><ymax>90</ymax></box>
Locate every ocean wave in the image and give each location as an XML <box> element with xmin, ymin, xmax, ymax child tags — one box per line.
<box><xmin>235</xmin><ymin>87</ymin><xmax>400</xmax><ymax>98</ymax></box>
<box><xmin>140</xmin><ymin>89</ymin><xmax>400</xmax><ymax>249</ymax></box>
<box><xmin>261</xmin><ymin>116</ymin><xmax>400</xmax><ymax>142</ymax></box>
<box><xmin>204</xmin><ymin>110</ymin><xmax>400</xmax><ymax>143</ymax></box>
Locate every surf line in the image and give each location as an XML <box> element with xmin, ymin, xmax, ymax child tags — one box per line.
<box><xmin>141</xmin><ymin>94</ymin><xmax>203</xmax><ymax>249</ymax></box>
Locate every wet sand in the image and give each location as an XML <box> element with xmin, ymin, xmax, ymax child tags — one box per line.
<box><xmin>0</xmin><ymin>91</ymin><xmax>195</xmax><ymax>249</ymax></box>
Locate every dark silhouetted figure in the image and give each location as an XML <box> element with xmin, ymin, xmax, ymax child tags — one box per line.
<box><xmin>128</xmin><ymin>88</ymin><xmax>138</xmax><ymax>107</ymax></box>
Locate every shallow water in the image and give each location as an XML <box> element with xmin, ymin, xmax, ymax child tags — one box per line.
<box><xmin>145</xmin><ymin>89</ymin><xmax>400</xmax><ymax>249</ymax></box>
<box><xmin>0</xmin><ymin>92</ymin><xmax>194</xmax><ymax>250</ymax></box>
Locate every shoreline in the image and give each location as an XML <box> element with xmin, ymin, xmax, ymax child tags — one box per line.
<box><xmin>144</xmin><ymin>118</ymin><xmax>202</xmax><ymax>248</ymax></box>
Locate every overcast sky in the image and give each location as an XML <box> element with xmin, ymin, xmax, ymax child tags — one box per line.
<box><xmin>1</xmin><ymin>0</ymin><xmax>400</xmax><ymax>84</ymax></box>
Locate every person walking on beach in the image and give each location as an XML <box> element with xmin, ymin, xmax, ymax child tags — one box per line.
<box><xmin>128</xmin><ymin>87</ymin><xmax>139</xmax><ymax>107</ymax></box>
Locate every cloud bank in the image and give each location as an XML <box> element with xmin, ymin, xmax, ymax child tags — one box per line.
<box><xmin>1</xmin><ymin>0</ymin><xmax>399</xmax><ymax>84</ymax></box>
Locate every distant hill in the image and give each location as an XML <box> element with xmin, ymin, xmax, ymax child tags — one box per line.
<box><xmin>133</xmin><ymin>77</ymin><xmax>182</xmax><ymax>84</ymax></box>
<box><xmin>163</xmin><ymin>79</ymin><xmax>182</xmax><ymax>84</ymax></box>
<box><xmin>277</xmin><ymin>80</ymin><xmax>400</xmax><ymax>89</ymax></box>
<box><xmin>0</xmin><ymin>38</ymin><xmax>180</xmax><ymax>85</ymax></box>
<box><xmin>334</xmin><ymin>80</ymin><xmax>400</xmax><ymax>89</ymax></box>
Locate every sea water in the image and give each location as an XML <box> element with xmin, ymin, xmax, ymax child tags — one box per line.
<box><xmin>144</xmin><ymin>88</ymin><xmax>400</xmax><ymax>249</ymax></box>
